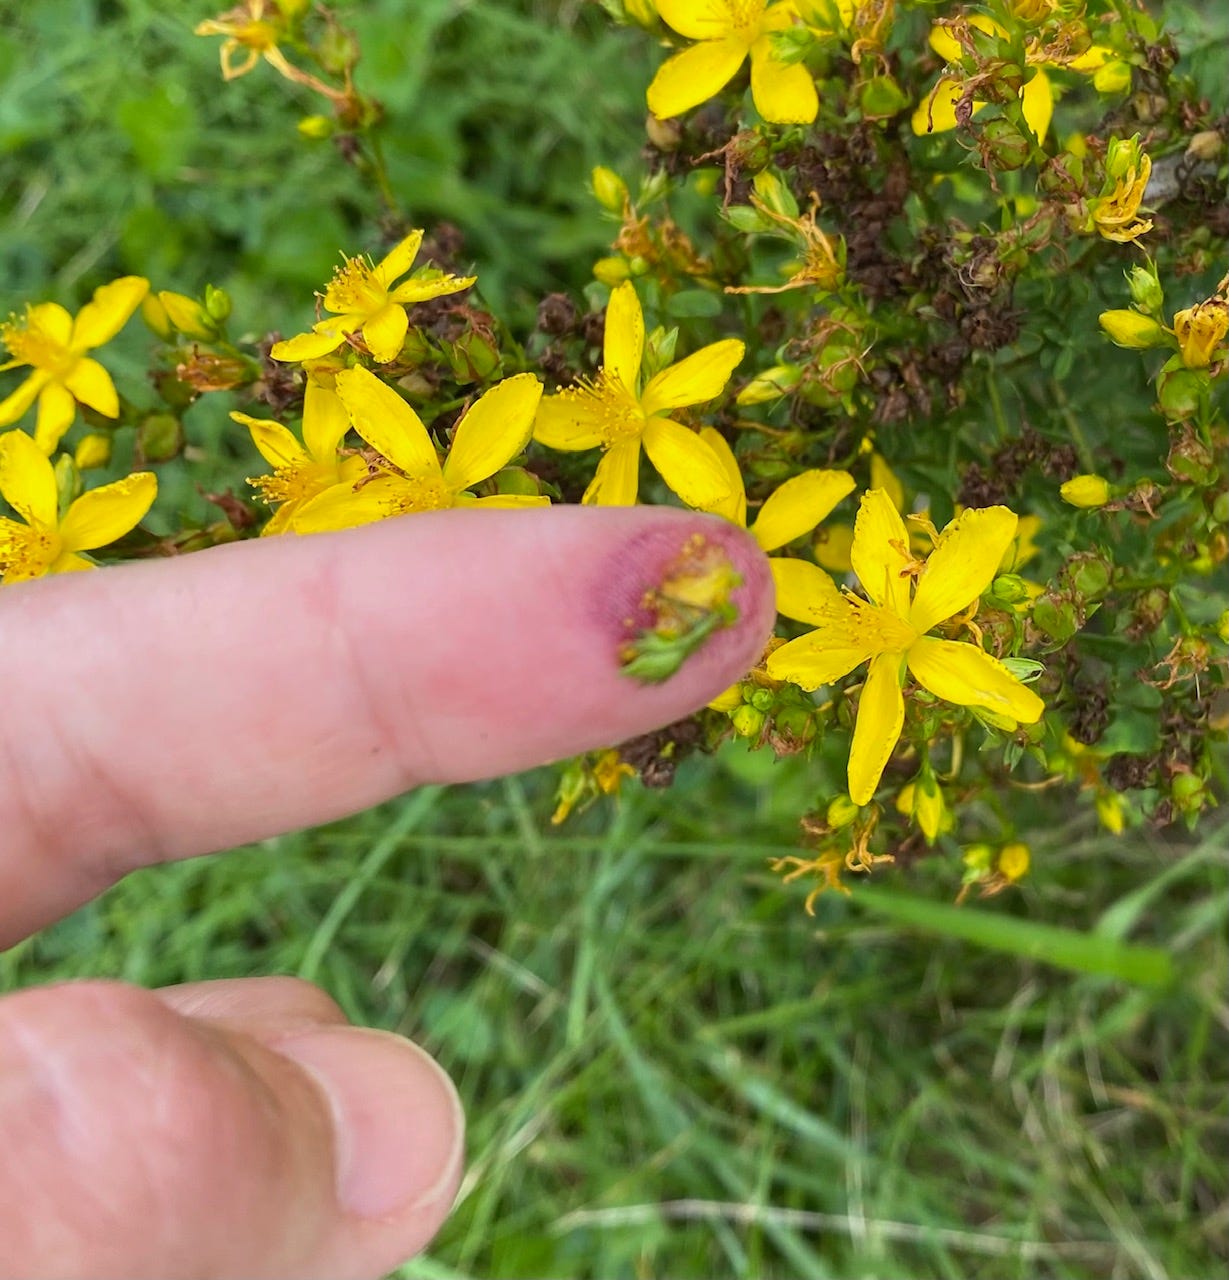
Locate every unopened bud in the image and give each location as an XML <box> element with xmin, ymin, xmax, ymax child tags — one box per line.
<box><xmin>593</xmin><ymin>256</ymin><xmax>631</xmax><ymax>286</ymax></box>
<box><xmin>997</xmin><ymin>842</ymin><xmax>1030</xmax><ymax>881</ymax></box>
<box><xmin>730</xmin><ymin>704</ymin><xmax>766</xmax><ymax>739</ymax></box>
<box><xmin>137</xmin><ymin>412</ymin><xmax>185</xmax><ymax>462</ymax></box>
<box><xmin>826</xmin><ymin>795</ymin><xmax>860</xmax><ymax>829</ymax></box>
<box><xmin>158</xmin><ymin>290</ymin><xmax>219</xmax><ymax>341</ymax></box>
<box><xmin>297</xmin><ymin>114</ymin><xmax>334</xmax><ymax>140</ymax></box>
<box><xmin>141</xmin><ymin>293</ymin><xmax>175</xmax><ymax>341</ymax></box>
<box><xmin>1060</xmin><ymin>474</ymin><xmax>1112</xmax><ymax>508</ymax></box>
<box><xmin>591</xmin><ymin>166</ymin><xmax>628</xmax><ymax>214</ymax></box>
<box><xmin>737</xmin><ymin>364</ymin><xmax>801</xmax><ymax>405</ymax></box>
<box><xmin>1092</xmin><ymin>60</ymin><xmax>1132</xmax><ymax>95</ymax></box>
<box><xmin>1098</xmin><ymin>309</ymin><xmax>1166</xmax><ymax>349</ymax></box>
<box><xmin>1126</xmin><ymin>264</ymin><xmax>1164</xmax><ymax>314</ymax></box>
<box><xmin>204</xmin><ymin>284</ymin><xmax>232</xmax><ymax>323</ymax></box>
<box><xmin>74</xmin><ymin>432</ymin><xmax>113</xmax><ymax>470</ymax></box>
<box><xmin>990</xmin><ymin>573</ymin><xmax>1030</xmax><ymax>604</ymax></box>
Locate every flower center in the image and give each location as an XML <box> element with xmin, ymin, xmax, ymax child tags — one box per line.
<box><xmin>720</xmin><ymin>0</ymin><xmax>769</xmax><ymax>36</ymax></box>
<box><xmin>0</xmin><ymin>520</ymin><xmax>60</xmax><ymax>581</ymax></box>
<box><xmin>382</xmin><ymin>473</ymin><xmax>454</xmax><ymax>515</ymax></box>
<box><xmin>844</xmin><ymin>592</ymin><xmax>920</xmax><ymax>653</ymax></box>
<box><xmin>249</xmin><ymin>458</ymin><xmax>339</xmax><ymax>508</ymax></box>
<box><xmin>0</xmin><ymin>310</ymin><xmax>74</xmax><ymax>376</ymax></box>
<box><xmin>563</xmin><ymin>371</ymin><xmax>646</xmax><ymax>447</ymax></box>
<box><xmin>322</xmin><ymin>256</ymin><xmax>389</xmax><ymax>318</ymax></box>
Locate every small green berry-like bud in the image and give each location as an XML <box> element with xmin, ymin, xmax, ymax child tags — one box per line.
<box><xmin>730</xmin><ymin>704</ymin><xmax>766</xmax><ymax>739</ymax></box>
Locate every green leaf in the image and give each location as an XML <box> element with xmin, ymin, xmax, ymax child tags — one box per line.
<box><xmin>852</xmin><ymin>885</ymin><xmax>1176</xmax><ymax>987</ymax></box>
<box><xmin>664</xmin><ymin>289</ymin><xmax>723</xmax><ymax>319</ymax></box>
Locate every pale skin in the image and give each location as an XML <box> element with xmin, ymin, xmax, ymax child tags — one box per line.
<box><xmin>0</xmin><ymin>505</ymin><xmax>774</xmax><ymax>1279</ymax></box>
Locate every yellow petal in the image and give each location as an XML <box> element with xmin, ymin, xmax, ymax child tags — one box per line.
<box><xmin>655</xmin><ymin>0</ymin><xmax>724</xmax><ymax>39</ymax></box>
<box><xmin>929</xmin><ymin>13</ymin><xmax>1002</xmax><ymax>60</ymax></box>
<box><xmin>769</xmin><ymin>557</ymin><xmax>844</xmax><ymax>623</ymax></box>
<box><xmin>371</xmin><ymin>230</ymin><xmax>424</xmax><ymax>288</ymax></box>
<box><xmin>47</xmin><ymin>550</ymin><xmax>95</xmax><ymax>575</ymax></box>
<box><xmin>582</xmin><ymin>439</ymin><xmax>640</xmax><ymax>506</ymax></box>
<box><xmin>442</xmin><ymin>373</ymin><xmax>543</xmax><ymax>493</ymax></box>
<box><xmin>532</xmin><ymin>391</ymin><xmax>606</xmax><ymax>451</ymax></box>
<box><xmin>63</xmin><ymin>357</ymin><xmax>119</xmax><ymax>418</ymax></box>
<box><xmin>0</xmin><ymin>428</ymin><xmax>58</xmax><ymax>526</ymax></box>
<box><xmin>270</xmin><ymin>330</ymin><xmax>345</xmax><ymax>362</ymax></box>
<box><xmin>642</xmin><ymin>417</ymin><xmax>731</xmax><ymax>507</ymax></box>
<box><xmin>361</xmin><ymin>302</ymin><xmax>409</xmax><ymax>364</ymax></box>
<box><xmin>28</xmin><ymin>302</ymin><xmax>74</xmax><ymax>347</ymax></box>
<box><xmin>604</xmin><ymin>282</ymin><xmax>644</xmax><ymax>397</ymax></box>
<box><xmin>334</xmin><ymin>366</ymin><xmax>441</xmax><ymax>481</ymax></box>
<box><xmin>59</xmin><ymin>472</ymin><xmax>157</xmax><ymax>552</ymax></box>
<box><xmin>850</xmin><ymin>488</ymin><xmax>913</xmax><ymax>616</ymax></box>
<box><xmin>869</xmin><ymin>453</ymin><xmax>905</xmax><ymax>512</ymax></box>
<box><xmin>910</xmin><ymin>505</ymin><xmax>1017</xmax><ymax>634</ymax></box>
<box><xmin>1019</xmin><ymin>68</ymin><xmax>1052</xmax><ymax>143</ymax></box>
<box><xmin>708</xmin><ymin>683</ymin><xmax>744</xmax><ymax>713</ymax></box>
<box><xmin>912</xmin><ymin>76</ymin><xmax>984</xmax><ymax>135</ymax></box>
<box><xmin>907</xmin><ymin>636</ymin><xmax>1044</xmax><ymax>723</ymax></box>
<box><xmin>765</xmin><ymin>617</ymin><xmax>874</xmax><ymax>690</ymax></box>
<box><xmin>697</xmin><ymin>426</ymin><xmax>746</xmax><ymax>525</ymax></box>
<box><xmin>233</xmin><ymin>412</ymin><xmax>310</xmax><ymax>469</ymax></box>
<box><xmin>460</xmin><ymin>493</ymin><xmax>552</xmax><ymax>509</ymax></box>
<box><xmin>847</xmin><ymin>650</ymin><xmax>906</xmax><ymax>805</ymax></box>
<box><xmin>291</xmin><ymin>480</ymin><xmax>390</xmax><ymax>533</ymax></box>
<box><xmin>748</xmin><ymin>41</ymin><xmax>818</xmax><ymax>125</ymax></box>
<box><xmin>813</xmin><ymin>520</ymin><xmax>854</xmax><ymax>573</ymax></box>
<box><xmin>750</xmin><ymin>468</ymin><xmax>855</xmax><ymax>551</ymax></box>
<box><xmin>640</xmin><ymin>338</ymin><xmax>744</xmax><ymax>417</ymax></box>
<box><xmin>0</xmin><ymin>371</ymin><xmax>48</xmax><ymax>426</ymax></box>
<box><xmin>388</xmin><ymin>273</ymin><xmax>476</xmax><ymax>305</ymax></box>
<box><xmin>34</xmin><ymin>382</ymin><xmax>78</xmax><ymax>454</ymax></box>
<box><xmin>301</xmin><ymin>380</ymin><xmax>351</xmax><ymax>461</ymax></box>
<box><xmin>70</xmin><ymin>277</ymin><xmax>149</xmax><ymax>351</ymax></box>
<box><xmin>647</xmin><ymin>37</ymin><xmax>749</xmax><ymax>120</ymax></box>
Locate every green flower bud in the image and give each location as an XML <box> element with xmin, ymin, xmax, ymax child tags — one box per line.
<box><xmin>826</xmin><ymin>795</ymin><xmax>860</xmax><ymax>830</ymax></box>
<box><xmin>990</xmin><ymin>573</ymin><xmax>1030</xmax><ymax>604</ymax></box>
<box><xmin>730</xmin><ymin>704</ymin><xmax>766</xmax><ymax>739</ymax></box>
<box><xmin>1126</xmin><ymin>264</ymin><xmax>1165</xmax><ymax>314</ymax></box>
<box><xmin>137</xmin><ymin>412</ymin><xmax>185</xmax><ymax>463</ymax></box>
<box><xmin>158</xmin><ymin>290</ymin><xmax>219</xmax><ymax>342</ymax></box>
<box><xmin>1092</xmin><ymin>60</ymin><xmax>1132</xmax><ymax>95</ymax></box>
<box><xmin>204</xmin><ymin>284</ymin><xmax>232</xmax><ymax>323</ymax></box>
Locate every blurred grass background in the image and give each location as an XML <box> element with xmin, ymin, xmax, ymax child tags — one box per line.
<box><xmin>2</xmin><ymin>1</ymin><xmax>1227</xmax><ymax>1276</ymax></box>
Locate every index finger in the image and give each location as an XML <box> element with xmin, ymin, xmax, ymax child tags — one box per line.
<box><xmin>0</xmin><ymin>506</ymin><xmax>773</xmax><ymax>946</ymax></box>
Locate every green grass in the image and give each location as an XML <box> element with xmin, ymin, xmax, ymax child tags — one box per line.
<box><xmin>3</xmin><ymin>3</ymin><xmax>1228</xmax><ymax>1277</ymax></box>
<box><xmin>4</xmin><ymin>755</ymin><xmax>1226</xmax><ymax>1278</ymax></box>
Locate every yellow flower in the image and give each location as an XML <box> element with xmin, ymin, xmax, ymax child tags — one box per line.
<box><xmin>195</xmin><ymin>1</ymin><xmax>295</xmax><ymax>80</ymax></box>
<box><xmin>912</xmin><ymin>15</ymin><xmax>1114</xmax><ymax>143</ymax></box>
<box><xmin>699</xmin><ymin>425</ymin><xmax>853</xmax><ymax>616</ymax></box>
<box><xmin>532</xmin><ymin>281</ymin><xmax>742</xmax><ymax>507</ymax></box>
<box><xmin>0</xmin><ymin>429</ymin><xmax>156</xmax><ymax>584</ymax></box>
<box><xmin>767</xmin><ymin>490</ymin><xmax>1045</xmax><ymax>804</ymax></box>
<box><xmin>291</xmin><ymin>367</ymin><xmax>547</xmax><ymax>532</ymax></box>
<box><xmin>1171</xmin><ymin>298</ymin><xmax>1228</xmax><ymax>369</ymax></box>
<box><xmin>1060</xmin><ymin>474</ymin><xmax>1111</xmax><ymax>508</ymax></box>
<box><xmin>647</xmin><ymin>0</ymin><xmax>818</xmax><ymax>126</ymax></box>
<box><xmin>270</xmin><ymin>231</ymin><xmax>476</xmax><ymax>365</ymax></box>
<box><xmin>1087</xmin><ymin>136</ymin><xmax>1153</xmax><ymax>244</ymax></box>
<box><xmin>234</xmin><ymin>380</ymin><xmax>368</xmax><ymax>535</ymax></box>
<box><xmin>0</xmin><ymin>277</ymin><xmax>149</xmax><ymax>454</ymax></box>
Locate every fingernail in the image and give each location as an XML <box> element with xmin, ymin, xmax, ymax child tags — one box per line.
<box><xmin>588</xmin><ymin>513</ymin><xmax>774</xmax><ymax>682</ymax></box>
<box><xmin>277</xmin><ymin>1026</ymin><xmax>465</xmax><ymax>1219</ymax></box>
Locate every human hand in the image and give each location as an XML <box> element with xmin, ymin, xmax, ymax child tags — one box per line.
<box><xmin>0</xmin><ymin>505</ymin><xmax>773</xmax><ymax>1279</ymax></box>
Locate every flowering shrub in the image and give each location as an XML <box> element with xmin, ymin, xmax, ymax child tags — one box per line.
<box><xmin>2</xmin><ymin>0</ymin><xmax>1225</xmax><ymax>907</ymax></box>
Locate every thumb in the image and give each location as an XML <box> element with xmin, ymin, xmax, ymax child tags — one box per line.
<box><xmin>0</xmin><ymin>979</ymin><xmax>463</xmax><ymax>1280</ymax></box>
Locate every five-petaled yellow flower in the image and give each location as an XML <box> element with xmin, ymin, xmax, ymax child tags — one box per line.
<box><xmin>533</xmin><ymin>281</ymin><xmax>742</xmax><ymax>507</ymax></box>
<box><xmin>0</xmin><ymin>276</ymin><xmax>149</xmax><ymax>455</ymax></box>
<box><xmin>767</xmin><ymin>489</ymin><xmax>1045</xmax><ymax>805</ymax></box>
<box><xmin>290</xmin><ymin>367</ymin><xmax>548</xmax><ymax>532</ymax></box>
<box><xmin>195</xmin><ymin>1</ymin><xmax>296</xmax><ymax>81</ymax></box>
<box><xmin>699</xmin><ymin>425</ymin><xmax>853</xmax><ymax>616</ymax></box>
<box><xmin>0</xmin><ymin>429</ymin><xmax>156</xmax><ymax>584</ymax></box>
<box><xmin>912</xmin><ymin>15</ymin><xmax>1115</xmax><ymax>143</ymax></box>
<box><xmin>270</xmin><ymin>231</ymin><xmax>476</xmax><ymax>365</ymax></box>
<box><xmin>647</xmin><ymin>0</ymin><xmax>818</xmax><ymax>126</ymax></box>
<box><xmin>234</xmin><ymin>379</ymin><xmax>368</xmax><ymax>535</ymax></box>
